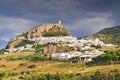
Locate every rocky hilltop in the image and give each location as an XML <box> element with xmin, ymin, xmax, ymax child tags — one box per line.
<box><xmin>86</xmin><ymin>26</ymin><xmax>120</xmax><ymax>46</ymax></box>
<box><xmin>2</xmin><ymin>21</ymin><xmax>106</xmax><ymax>62</ymax></box>
<box><xmin>5</xmin><ymin>21</ymin><xmax>72</xmax><ymax>53</ymax></box>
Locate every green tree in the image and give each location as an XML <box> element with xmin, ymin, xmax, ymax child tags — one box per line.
<box><xmin>0</xmin><ymin>72</ymin><xmax>5</xmax><ymax>80</ymax></box>
<box><xmin>115</xmin><ymin>73</ymin><xmax>120</xmax><ymax>80</ymax></box>
<box><xmin>91</xmin><ymin>71</ymin><xmax>105</xmax><ymax>80</ymax></box>
<box><xmin>0</xmin><ymin>49</ymin><xmax>7</xmax><ymax>55</ymax></box>
<box><xmin>35</xmin><ymin>44</ymin><xmax>46</xmax><ymax>54</ymax></box>
<box><xmin>70</xmin><ymin>56</ymin><xmax>80</xmax><ymax>63</ymax></box>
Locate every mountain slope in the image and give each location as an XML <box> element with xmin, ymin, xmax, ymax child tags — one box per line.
<box><xmin>6</xmin><ymin>21</ymin><xmax>71</xmax><ymax>50</ymax></box>
<box><xmin>87</xmin><ymin>26</ymin><xmax>120</xmax><ymax>45</ymax></box>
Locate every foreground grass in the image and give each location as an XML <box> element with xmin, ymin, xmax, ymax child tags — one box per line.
<box><xmin>0</xmin><ymin>52</ymin><xmax>120</xmax><ymax>80</ymax></box>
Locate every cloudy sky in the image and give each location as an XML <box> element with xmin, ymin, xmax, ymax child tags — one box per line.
<box><xmin>0</xmin><ymin>0</ymin><xmax>120</xmax><ymax>49</ymax></box>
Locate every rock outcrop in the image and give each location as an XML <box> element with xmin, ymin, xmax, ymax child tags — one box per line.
<box><xmin>26</xmin><ymin>22</ymin><xmax>64</xmax><ymax>39</ymax></box>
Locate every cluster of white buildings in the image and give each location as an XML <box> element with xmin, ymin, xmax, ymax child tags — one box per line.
<box><xmin>26</xmin><ymin>37</ymin><xmax>107</xmax><ymax>48</ymax></box>
<box><xmin>8</xmin><ymin>44</ymin><xmax>35</xmax><ymax>53</ymax></box>
<box><xmin>78</xmin><ymin>38</ymin><xmax>105</xmax><ymax>46</ymax></box>
<box><xmin>25</xmin><ymin>37</ymin><xmax>105</xmax><ymax>62</ymax></box>
<box><xmin>26</xmin><ymin>36</ymin><xmax>78</xmax><ymax>45</ymax></box>
<box><xmin>79</xmin><ymin>38</ymin><xmax>115</xmax><ymax>47</ymax></box>
<box><xmin>51</xmin><ymin>50</ymin><xmax>103</xmax><ymax>62</ymax></box>
<box><xmin>8</xmin><ymin>36</ymin><xmax>79</xmax><ymax>53</ymax></box>
<box><xmin>6</xmin><ymin>36</ymin><xmax>109</xmax><ymax>61</ymax></box>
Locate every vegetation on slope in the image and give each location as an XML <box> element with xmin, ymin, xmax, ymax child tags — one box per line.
<box><xmin>88</xmin><ymin>26</ymin><xmax>120</xmax><ymax>46</ymax></box>
<box><xmin>6</xmin><ymin>52</ymin><xmax>58</xmax><ymax>62</ymax></box>
<box><xmin>0</xmin><ymin>49</ymin><xmax>8</xmax><ymax>55</ymax></box>
<box><xmin>18</xmin><ymin>70</ymin><xmax>120</xmax><ymax>80</ymax></box>
<box><xmin>42</xmin><ymin>26</ymin><xmax>70</xmax><ymax>37</ymax></box>
<box><xmin>87</xmin><ymin>50</ymin><xmax>120</xmax><ymax>66</ymax></box>
<box><xmin>34</xmin><ymin>44</ymin><xmax>46</xmax><ymax>54</ymax></box>
<box><xmin>14</xmin><ymin>40</ymin><xmax>35</xmax><ymax>48</ymax></box>
<box><xmin>0</xmin><ymin>51</ymin><xmax>120</xmax><ymax>80</ymax></box>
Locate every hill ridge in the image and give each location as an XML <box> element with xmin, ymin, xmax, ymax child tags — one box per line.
<box><xmin>86</xmin><ymin>25</ymin><xmax>120</xmax><ymax>46</ymax></box>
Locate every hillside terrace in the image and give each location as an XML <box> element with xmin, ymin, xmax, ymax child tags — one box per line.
<box><xmin>6</xmin><ymin>36</ymin><xmax>106</xmax><ymax>62</ymax></box>
<box><xmin>8</xmin><ymin>37</ymin><xmax>106</xmax><ymax>53</ymax></box>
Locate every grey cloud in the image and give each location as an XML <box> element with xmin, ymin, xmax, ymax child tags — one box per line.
<box><xmin>0</xmin><ymin>0</ymin><xmax>84</xmax><ymax>20</ymax></box>
<box><xmin>67</xmin><ymin>12</ymin><xmax>114</xmax><ymax>37</ymax></box>
<box><xmin>0</xmin><ymin>15</ymin><xmax>36</xmax><ymax>36</ymax></box>
<box><xmin>0</xmin><ymin>38</ymin><xmax>10</xmax><ymax>45</ymax></box>
<box><xmin>0</xmin><ymin>15</ymin><xmax>37</xmax><ymax>49</ymax></box>
<box><xmin>0</xmin><ymin>0</ymin><xmax>120</xmax><ymax>49</ymax></box>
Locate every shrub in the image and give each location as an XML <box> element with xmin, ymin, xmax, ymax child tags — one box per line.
<box><xmin>27</xmin><ymin>64</ymin><xmax>36</xmax><ymax>68</ymax></box>
<box><xmin>115</xmin><ymin>73</ymin><xmax>120</xmax><ymax>80</ymax></box>
<box><xmin>0</xmin><ymin>57</ymin><xmax>2</xmax><ymax>60</ymax></box>
<box><xmin>21</xmin><ymin>71</ymin><xmax>30</xmax><ymax>75</ymax></box>
<box><xmin>42</xmin><ymin>26</ymin><xmax>70</xmax><ymax>37</ymax></box>
<box><xmin>0</xmin><ymin>72</ymin><xmax>5</xmax><ymax>79</ymax></box>
<box><xmin>87</xmin><ymin>50</ymin><xmax>120</xmax><ymax>65</ymax></box>
<box><xmin>6</xmin><ymin>72</ymin><xmax>18</xmax><ymax>77</ymax></box>
<box><xmin>40</xmin><ymin>76</ymin><xmax>48</xmax><ymax>80</ymax></box>
<box><xmin>6</xmin><ymin>56</ymin><xmax>17</xmax><ymax>61</ymax></box>
<box><xmin>14</xmin><ymin>40</ymin><xmax>35</xmax><ymax>48</ymax></box>
<box><xmin>70</xmin><ymin>56</ymin><xmax>80</xmax><ymax>63</ymax></box>
<box><xmin>6</xmin><ymin>53</ymin><xmax>58</xmax><ymax>62</ymax></box>
<box><xmin>54</xmin><ymin>72</ymin><xmax>60</xmax><ymax>80</ymax></box>
<box><xmin>34</xmin><ymin>44</ymin><xmax>46</xmax><ymax>54</ymax></box>
<box><xmin>19</xmin><ymin>62</ymin><xmax>27</xmax><ymax>66</ymax></box>
<box><xmin>0</xmin><ymin>64</ymin><xmax>6</xmax><ymax>67</ymax></box>
<box><xmin>67</xmin><ymin>73</ymin><xmax>73</xmax><ymax>79</ymax></box>
<box><xmin>19</xmin><ymin>76</ymin><xmax>24</xmax><ymax>80</ymax></box>
<box><xmin>0</xmin><ymin>49</ymin><xmax>8</xmax><ymax>55</ymax></box>
<box><xmin>91</xmin><ymin>71</ymin><xmax>106</xmax><ymax>80</ymax></box>
<box><xmin>111</xmin><ymin>69</ymin><xmax>118</xmax><ymax>73</ymax></box>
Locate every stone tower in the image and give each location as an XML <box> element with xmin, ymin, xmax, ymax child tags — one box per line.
<box><xmin>57</xmin><ymin>20</ymin><xmax>61</xmax><ymax>24</ymax></box>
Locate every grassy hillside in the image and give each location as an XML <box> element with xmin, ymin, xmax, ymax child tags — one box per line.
<box><xmin>87</xmin><ymin>26</ymin><xmax>120</xmax><ymax>46</ymax></box>
<box><xmin>0</xmin><ymin>52</ymin><xmax>120</xmax><ymax>80</ymax></box>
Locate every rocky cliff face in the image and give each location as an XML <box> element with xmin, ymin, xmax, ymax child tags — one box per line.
<box><xmin>6</xmin><ymin>21</ymin><xmax>71</xmax><ymax>50</ymax></box>
<box><xmin>26</xmin><ymin>22</ymin><xmax>64</xmax><ymax>38</ymax></box>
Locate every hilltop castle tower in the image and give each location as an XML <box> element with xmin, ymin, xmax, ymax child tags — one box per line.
<box><xmin>57</xmin><ymin>20</ymin><xmax>61</xmax><ymax>24</ymax></box>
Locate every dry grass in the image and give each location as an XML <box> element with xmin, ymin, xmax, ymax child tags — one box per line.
<box><xmin>1</xmin><ymin>52</ymin><xmax>120</xmax><ymax>79</ymax></box>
